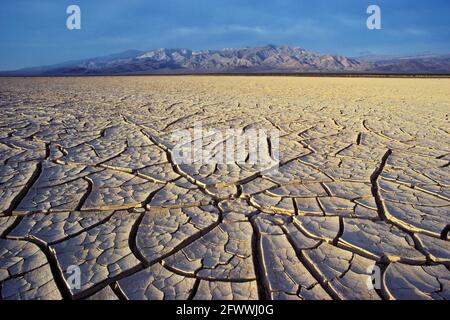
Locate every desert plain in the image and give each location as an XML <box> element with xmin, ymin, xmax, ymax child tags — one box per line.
<box><xmin>0</xmin><ymin>76</ymin><xmax>449</xmax><ymax>300</ymax></box>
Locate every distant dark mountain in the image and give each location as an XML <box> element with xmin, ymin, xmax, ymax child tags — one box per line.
<box><xmin>370</xmin><ymin>54</ymin><xmax>450</xmax><ymax>74</ymax></box>
<box><xmin>2</xmin><ymin>45</ymin><xmax>450</xmax><ymax>75</ymax></box>
<box><xmin>355</xmin><ymin>52</ymin><xmax>444</xmax><ymax>62</ymax></box>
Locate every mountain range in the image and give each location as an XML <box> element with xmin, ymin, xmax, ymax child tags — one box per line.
<box><xmin>2</xmin><ymin>45</ymin><xmax>450</xmax><ymax>75</ymax></box>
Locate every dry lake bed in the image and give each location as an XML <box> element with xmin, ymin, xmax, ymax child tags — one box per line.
<box><xmin>0</xmin><ymin>76</ymin><xmax>449</xmax><ymax>300</ymax></box>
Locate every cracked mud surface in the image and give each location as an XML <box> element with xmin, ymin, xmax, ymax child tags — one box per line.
<box><xmin>0</xmin><ymin>76</ymin><xmax>449</xmax><ymax>300</ymax></box>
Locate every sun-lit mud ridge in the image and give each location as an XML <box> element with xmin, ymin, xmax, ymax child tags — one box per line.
<box><xmin>0</xmin><ymin>76</ymin><xmax>449</xmax><ymax>300</ymax></box>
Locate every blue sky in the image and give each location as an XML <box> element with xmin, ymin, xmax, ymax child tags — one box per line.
<box><xmin>1</xmin><ymin>0</ymin><xmax>449</xmax><ymax>70</ymax></box>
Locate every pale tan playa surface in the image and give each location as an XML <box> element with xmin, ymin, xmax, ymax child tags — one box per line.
<box><xmin>0</xmin><ymin>76</ymin><xmax>449</xmax><ymax>300</ymax></box>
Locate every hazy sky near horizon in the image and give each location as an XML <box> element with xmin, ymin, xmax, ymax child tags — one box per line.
<box><xmin>1</xmin><ymin>0</ymin><xmax>449</xmax><ymax>70</ymax></box>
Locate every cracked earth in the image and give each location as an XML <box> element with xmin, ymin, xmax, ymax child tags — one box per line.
<box><xmin>0</xmin><ymin>76</ymin><xmax>449</xmax><ymax>300</ymax></box>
